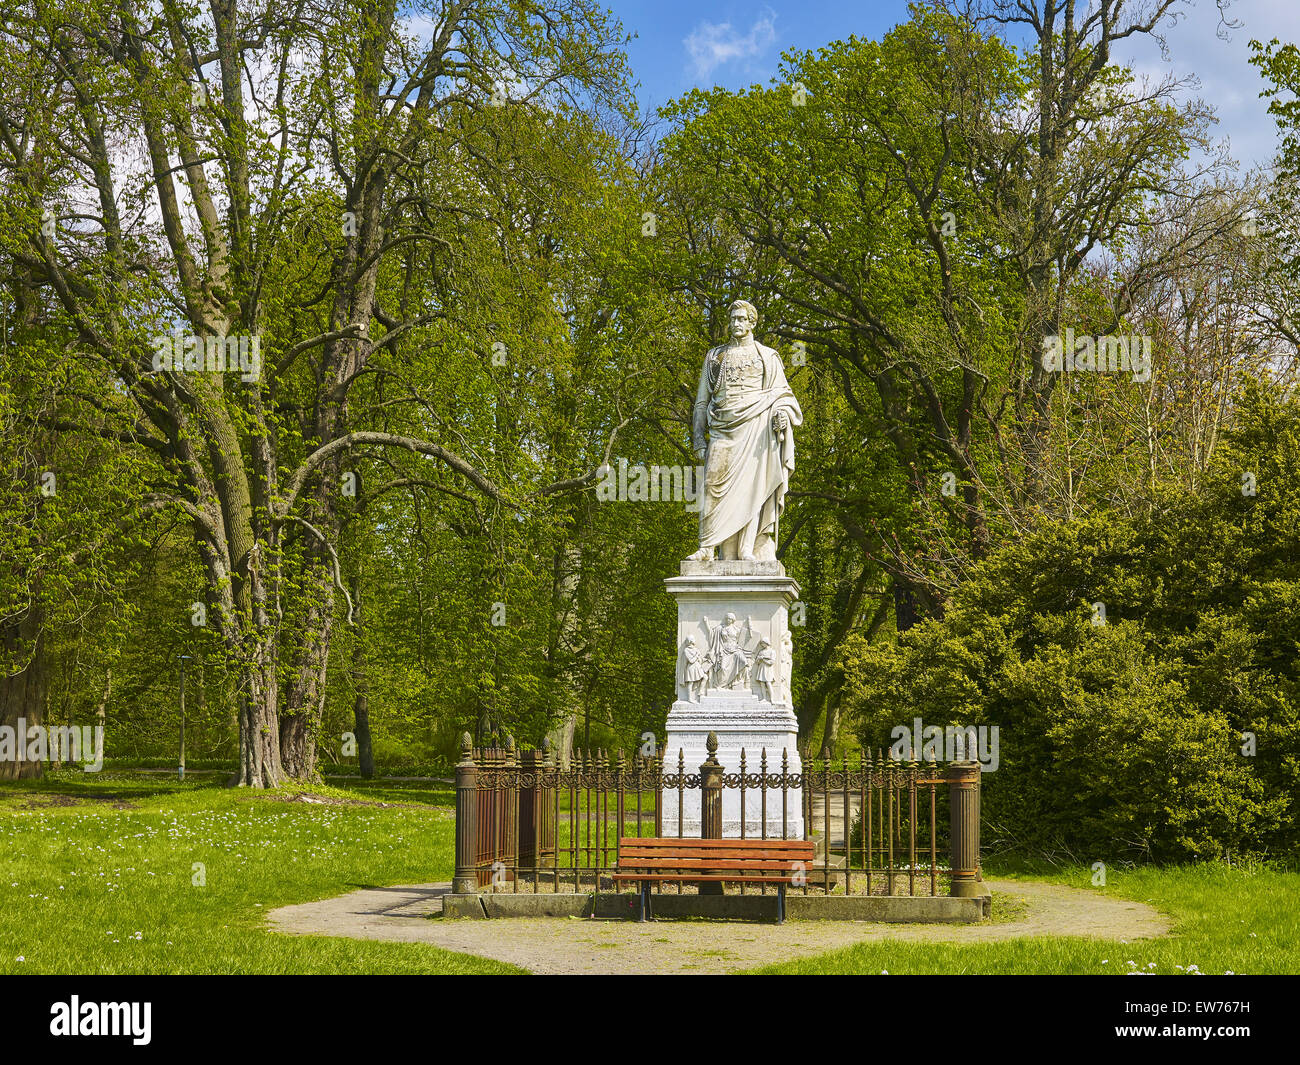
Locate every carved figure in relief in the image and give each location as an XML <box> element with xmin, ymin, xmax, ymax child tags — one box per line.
<box><xmin>676</xmin><ymin>635</ymin><xmax>709</xmax><ymax>703</ymax></box>
<box><xmin>752</xmin><ymin>636</ymin><xmax>776</xmax><ymax>702</ymax></box>
<box><xmin>704</xmin><ymin>612</ymin><xmax>751</xmax><ymax>690</ymax></box>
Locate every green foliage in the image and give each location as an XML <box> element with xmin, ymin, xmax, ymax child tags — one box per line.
<box><xmin>843</xmin><ymin>381</ymin><xmax>1300</xmax><ymax>861</ymax></box>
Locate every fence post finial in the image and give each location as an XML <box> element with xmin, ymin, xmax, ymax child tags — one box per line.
<box><xmin>700</xmin><ymin>732</ymin><xmax>723</xmax><ymax>847</ymax></box>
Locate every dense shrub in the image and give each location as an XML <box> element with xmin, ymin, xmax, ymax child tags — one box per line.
<box><xmin>843</xmin><ymin>382</ymin><xmax>1300</xmax><ymax>861</ymax></box>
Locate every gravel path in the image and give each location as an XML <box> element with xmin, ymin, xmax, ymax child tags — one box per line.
<box><xmin>267</xmin><ymin>879</ymin><xmax>1170</xmax><ymax>974</ymax></box>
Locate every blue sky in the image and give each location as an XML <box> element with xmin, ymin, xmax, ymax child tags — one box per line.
<box><xmin>614</xmin><ymin>0</ymin><xmax>1300</xmax><ymax>172</ymax></box>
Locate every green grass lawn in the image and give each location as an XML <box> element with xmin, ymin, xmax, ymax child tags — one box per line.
<box><xmin>2</xmin><ymin>770</ymin><xmax>1295</xmax><ymax>975</ymax></box>
<box><xmin>752</xmin><ymin>861</ymin><xmax>1299</xmax><ymax>974</ymax></box>
<box><xmin>0</xmin><ymin>770</ymin><xmax>519</xmax><ymax>974</ymax></box>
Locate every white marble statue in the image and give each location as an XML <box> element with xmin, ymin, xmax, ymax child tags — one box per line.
<box><xmin>688</xmin><ymin>299</ymin><xmax>803</xmax><ymax>562</ymax></box>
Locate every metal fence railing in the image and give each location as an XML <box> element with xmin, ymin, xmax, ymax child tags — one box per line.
<box><xmin>452</xmin><ymin>731</ymin><xmax>983</xmax><ymax>899</ymax></box>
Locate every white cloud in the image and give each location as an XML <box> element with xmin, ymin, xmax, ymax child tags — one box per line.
<box><xmin>684</xmin><ymin>8</ymin><xmax>778</xmax><ymax>80</ymax></box>
<box><xmin>1112</xmin><ymin>0</ymin><xmax>1300</xmax><ymax>173</ymax></box>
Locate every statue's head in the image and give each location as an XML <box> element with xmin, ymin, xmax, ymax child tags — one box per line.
<box><xmin>729</xmin><ymin>300</ymin><xmax>757</xmax><ymax>339</ymax></box>
<box><xmin>684</xmin><ymin>635</ymin><xmax>696</xmax><ymax>646</ymax></box>
<box><xmin>724</xmin><ymin>612</ymin><xmax>737</xmax><ymax>625</ymax></box>
<box><xmin>757</xmin><ymin>636</ymin><xmax>770</xmax><ymax>646</ymax></box>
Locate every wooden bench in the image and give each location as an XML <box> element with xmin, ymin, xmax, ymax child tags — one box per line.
<box><xmin>614</xmin><ymin>837</ymin><xmax>816</xmax><ymax>923</ymax></box>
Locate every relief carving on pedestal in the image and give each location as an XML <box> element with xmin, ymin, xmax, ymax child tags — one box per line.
<box><xmin>674</xmin><ymin>613</ymin><xmax>792</xmax><ymax>705</ymax></box>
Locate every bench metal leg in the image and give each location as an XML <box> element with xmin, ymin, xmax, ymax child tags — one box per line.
<box><xmin>777</xmin><ymin>884</ymin><xmax>786</xmax><ymax>924</ymax></box>
<box><xmin>638</xmin><ymin>882</ymin><xmax>651</xmax><ymax>922</ymax></box>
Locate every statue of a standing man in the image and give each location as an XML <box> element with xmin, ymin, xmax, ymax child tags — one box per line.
<box><xmin>688</xmin><ymin>300</ymin><xmax>802</xmax><ymax>561</ymax></box>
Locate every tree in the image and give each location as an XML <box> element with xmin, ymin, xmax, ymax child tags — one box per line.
<box><xmin>0</xmin><ymin>0</ymin><xmax>634</xmax><ymax>784</ymax></box>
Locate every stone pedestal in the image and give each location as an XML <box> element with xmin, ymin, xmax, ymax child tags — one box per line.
<box><xmin>662</xmin><ymin>560</ymin><xmax>804</xmax><ymax>838</ymax></box>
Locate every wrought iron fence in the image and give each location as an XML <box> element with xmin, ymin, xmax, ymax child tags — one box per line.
<box><xmin>452</xmin><ymin>732</ymin><xmax>983</xmax><ymax>899</ymax></box>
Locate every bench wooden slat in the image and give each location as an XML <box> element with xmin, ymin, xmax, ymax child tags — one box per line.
<box><xmin>617</xmin><ymin>876</ymin><xmax>799</xmax><ymax>883</ymax></box>
<box><xmin>617</xmin><ymin>859</ymin><xmax>808</xmax><ymax>867</ymax></box>
<box><xmin>618</xmin><ymin>837</ymin><xmax>812</xmax><ymax>850</ymax></box>
<box><xmin>613</xmin><ymin>874</ymin><xmax>799</xmax><ymax>883</ymax></box>
<box><xmin>617</xmin><ymin>859</ymin><xmax>810</xmax><ymax>867</ymax></box>
<box><xmin>619</xmin><ymin>846</ymin><xmax>811</xmax><ymax>858</ymax></box>
<box><xmin>618</xmin><ymin>844</ymin><xmax>812</xmax><ymax>855</ymax></box>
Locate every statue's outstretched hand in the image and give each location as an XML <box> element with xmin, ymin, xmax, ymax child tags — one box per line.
<box><xmin>773</xmin><ymin>410</ymin><xmax>789</xmax><ymax>432</ymax></box>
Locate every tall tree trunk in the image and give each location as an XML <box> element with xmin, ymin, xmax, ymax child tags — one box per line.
<box><xmin>820</xmin><ymin>690</ymin><xmax>842</xmax><ymax>757</ymax></box>
<box><xmin>354</xmin><ymin>688</ymin><xmax>374</xmax><ymax>779</ymax></box>
<box><xmin>545</xmin><ymin>542</ymin><xmax>583</xmax><ymax>767</ymax></box>
<box><xmin>280</xmin><ymin>581</ymin><xmax>333</xmax><ymax>781</ymax></box>
<box><xmin>236</xmin><ymin>636</ymin><xmax>283</xmax><ymax>787</ymax></box>
<box><xmin>0</xmin><ymin>606</ymin><xmax>45</xmax><ymax>781</ymax></box>
<box><xmin>279</xmin><ymin>355</ymin><xmax>347</xmax><ymax>781</ymax></box>
<box><xmin>94</xmin><ymin>669</ymin><xmax>110</xmax><ymax>767</ymax></box>
<box><xmin>546</xmin><ymin>714</ymin><xmax>577</xmax><ymax>769</ymax></box>
<box><xmin>348</xmin><ymin>571</ymin><xmax>373</xmax><ymax>779</ymax></box>
<box><xmin>893</xmin><ymin>577</ymin><xmax>927</xmax><ymax>632</ymax></box>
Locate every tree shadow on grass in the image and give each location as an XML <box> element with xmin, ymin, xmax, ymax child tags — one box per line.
<box><xmin>0</xmin><ymin>771</ymin><xmax>220</xmax><ymax>806</ymax></box>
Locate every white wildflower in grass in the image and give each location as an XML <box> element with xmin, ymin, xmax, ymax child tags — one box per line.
<box><xmin>1187</xmin><ymin>964</ymin><xmax>1200</xmax><ymax>972</ymax></box>
<box><xmin>1101</xmin><ymin>959</ymin><xmax>1108</xmax><ymax>965</ymax></box>
<box><xmin>1126</xmin><ymin>960</ymin><xmax>1136</xmax><ymax>968</ymax></box>
<box><xmin>1147</xmin><ymin>962</ymin><xmax>1156</xmax><ymax>969</ymax></box>
<box><xmin>880</xmin><ymin>970</ymin><xmax>888</xmax><ymax>975</ymax></box>
<box><xmin>15</xmin><ymin>956</ymin><xmax>24</xmax><ymax>962</ymax></box>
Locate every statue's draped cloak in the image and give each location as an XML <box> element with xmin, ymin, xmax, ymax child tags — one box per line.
<box><xmin>692</xmin><ymin>341</ymin><xmax>803</xmax><ymax>549</ymax></box>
